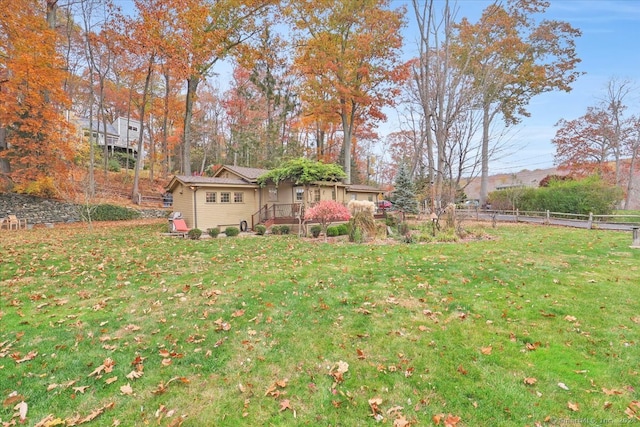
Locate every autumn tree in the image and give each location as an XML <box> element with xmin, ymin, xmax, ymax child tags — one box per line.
<box><xmin>552</xmin><ymin>78</ymin><xmax>638</xmax><ymax>209</ymax></box>
<box><xmin>140</xmin><ymin>0</ymin><xmax>276</xmax><ymax>176</ymax></box>
<box><xmin>304</xmin><ymin>200</ymin><xmax>351</xmax><ymax>241</ymax></box>
<box><xmin>453</xmin><ymin>0</ymin><xmax>582</xmax><ymax>206</ymax></box>
<box><xmin>289</xmin><ymin>0</ymin><xmax>409</xmax><ymax>184</ymax></box>
<box><xmin>244</xmin><ymin>26</ymin><xmax>302</xmax><ymax>167</ymax></box>
<box><xmin>0</xmin><ymin>0</ymin><xmax>73</xmax><ymax>189</ymax></box>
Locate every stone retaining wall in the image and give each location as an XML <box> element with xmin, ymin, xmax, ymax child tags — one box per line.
<box><xmin>0</xmin><ymin>193</ymin><xmax>169</xmax><ymax>225</ymax></box>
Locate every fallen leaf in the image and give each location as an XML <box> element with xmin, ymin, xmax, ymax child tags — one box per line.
<box><xmin>457</xmin><ymin>365</ymin><xmax>468</xmax><ymax>375</ymax></box>
<box><xmin>72</xmin><ymin>386</ymin><xmax>90</xmax><ymax>394</ymax></box>
<box><xmin>394</xmin><ymin>415</ymin><xmax>410</xmax><ymax>427</ymax></box>
<box><xmin>386</xmin><ymin>406</ymin><xmax>404</xmax><ymax>415</ymax></box>
<box><xmin>564</xmin><ymin>315</ymin><xmax>577</xmax><ymax>322</ymax></box>
<box><xmin>368</xmin><ymin>397</ymin><xmax>383</xmax><ymax>419</ymax></box>
<box><xmin>330</xmin><ymin>361</ymin><xmax>349</xmax><ymax>383</ymax></box>
<box><xmin>14</xmin><ymin>401</ymin><xmax>28</xmax><ymax>422</ymax></box>
<box><xmin>558</xmin><ymin>382</ymin><xmax>570</xmax><ymax>391</ymax></box>
<box><xmin>120</xmin><ymin>383</ymin><xmax>133</xmax><ymax>395</ymax></box>
<box><xmin>3</xmin><ymin>392</ymin><xmax>26</xmax><ymax>407</ymax></box>
<box><xmin>567</xmin><ymin>401</ymin><xmax>579</xmax><ymax>412</ymax></box>
<box><xmin>445</xmin><ymin>414</ymin><xmax>461</xmax><ymax>427</ymax></box>
<box><xmin>126</xmin><ymin>369</ymin><xmax>144</xmax><ymax>380</ymax></box>
<box><xmin>34</xmin><ymin>414</ymin><xmax>65</xmax><ymax>427</ymax></box>
<box><xmin>524</xmin><ymin>377</ymin><xmax>537</xmax><ymax>385</ymax></box>
<box><xmin>279</xmin><ymin>399</ymin><xmax>292</xmax><ymax>412</ymax></box>
<box><xmin>14</xmin><ymin>350</ymin><xmax>38</xmax><ymax>363</ymax></box>
<box><xmin>105</xmin><ymin>376</ymin><xmax>118</xmax><ymax>384</ymax></box>
<box><xmin>602</xmin><ymin>387</ymin><xmax>623</xmax><ymax>396</ymax></box>
<box><xmin>480</xmin><ymin>345</ymin><xmax>492</xmax><ymax>355</ymax></box>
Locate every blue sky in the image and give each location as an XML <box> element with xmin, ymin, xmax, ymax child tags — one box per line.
<box><xmin>408</xmin><ymin>0</ymin><xmax>640</xmax><ymax>174</ymax></box>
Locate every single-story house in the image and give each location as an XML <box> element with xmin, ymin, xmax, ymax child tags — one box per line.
<box><xmin>165</xmin><ymin>165</ymin><xmax>384</xmax><ymax>231</ymax></box>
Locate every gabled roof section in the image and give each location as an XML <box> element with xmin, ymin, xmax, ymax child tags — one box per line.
<box><xmin>346</xmin><ymin>184</ymin><xmax>382</xmax><ymax>193</ymax></box>
<box><xmin>213</xmin><ymin>165</ymin><xmax>269</xmax><ymax>182</ymax></box>
<box><xmin>166</xmin><ymin>175</ymin><xmax>256</xmax><ymax>192</ymax></box>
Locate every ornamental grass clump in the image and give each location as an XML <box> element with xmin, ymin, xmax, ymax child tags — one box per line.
<box><xmin>347</xmin><ymin>200</ymin><xmax>376</xmax><ymax>243</ymax></box>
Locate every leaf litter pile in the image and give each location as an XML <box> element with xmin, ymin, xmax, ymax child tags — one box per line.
<box><xmin>1</xmin><ymin>221</ymin><xmax>639</xmax><ymax>426</ymax></box>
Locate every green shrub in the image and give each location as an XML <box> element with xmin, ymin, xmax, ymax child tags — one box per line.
<box><xmin>81</xmin><ymin>204</ymin><xmax>141</xmax><ymax>221</ymax></box>
<box><xmin>254</xmin><ymin>224</ymin><xmax>267</xmax><ymax>235</ymax></box>
<box><xmin>310</xmin><ymin>225</ymin><xmax>322</xmax><ymax>238</ymax></box>
<box><xmin>113</xmin><ymin>152</ymin><xmax>136</xmax><ymax>168</ymax></box>
<box><xmin>225</xmin><ymin>226</ymin><xmax>240</xmax><ymax>237</ymax></box>
<box><xmin>107</xmin><ymin>158</ymin><xmax>121</xmax><ymax>172</ymax></box>
<box><xmin>207</xmin><ymin>227</ymin><xmax>220</xmax><ymax>238</ymax></box>
<box><xmin>188</xmin><ymin>228</ymin><xmax>202</xmax><ymax>240</ymax></box>
<box><xmin>385</xmin><ymin>213</ymin><xmax>398</xmax><ymax>228</ymax></box>
<box><xmin>272</xmin><ymin>225</ymin><xmax>290</xmax><ymax>235</ymax></box>
<box><xmin>326</xmin><ymin>226</ymin><xmax>339</xmax><ymax>237</ymax></box>
<box><xmin>487</xmin><ymin>176</ymin><xmax>622</xmax><ymax>215</ymax></box>
<box><xmin>336</xmin><ymin>224</ymin><xmax>349</xmax><ymax>235</ymax></box>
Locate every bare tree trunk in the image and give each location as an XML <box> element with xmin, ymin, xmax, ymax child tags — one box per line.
<box><xmin>162</xmin><ymin>70</ymin><xmax>170</xmax><ymax>178</ymax></box>
<box><xmin>624</xmin><ymin>140</ymin><xmax>639</xmax><ymax>210</ymax></box>
<box><xmin>182</xmin><ymin>75</ymin><xmax>200</xmax><ymax>176</ymax></box>
<box><xmin>132</xmin><ymin>55</ymin><xmax>155</xmax><ymax>201</ymax></box>
<box><xmin>479</xmin><ymin>104</ymin><xmax>490</xmax><ymax>206</ymax></box>
<box><xmin>46</xmin><ymin>0</ymin><xmax>58</xmax><ymax>29</ymax></box>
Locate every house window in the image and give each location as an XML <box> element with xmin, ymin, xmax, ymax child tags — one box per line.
<box><xmin>368</xmin><ymin>195</ymin><xmax>374</xmax><ymax>202</ymax></box>
<box><xmin>221</xmin><ymin>192</ymin><xmax>231</xmax><ymax>203</ymax></box>
<box><xmin>332</xmin><ymin>189</ymin><xmax>336</xmax><ymax>200</ymax></box>
<box><xmin>350</xmin><ymin>194</ymin><xmax>357</xmax><ymax>200</ymax></box>
<box><xmin>295</xmin><ymin>188</ymin><xmax>304</xmax><ymax>202</ymax></box>
<box><xmin>268</xmin><ymin>187</ymin><xmax>278</xmax><ymax>202</ymax></box>
<box><xmin>205</xmin><ymin>192</ymin><xmax>216</xmax><ymax>203</ymax></box>
<box><xmin>313</xmin><ymin>189</ymin><xmax>321</xmax><ymax>202</ymax></box>
<box><xmin>234</xmin><ymin>192</ymin><xmax>244</xmax><ymax>203</ymax></box>
<box><xmin>128</xmin><ymin>125</ymin><xmax>138</xmax><ymax>132</ymax></box>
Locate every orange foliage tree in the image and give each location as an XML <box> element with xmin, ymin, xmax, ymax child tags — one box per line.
<box><xmin>454</xmin><ymin>0</ymin><xmax>582</xmax><ymax>205</ymax></box>
<box><xmin>138</xmin><ymin>0</ymin><xmax>277</xmax><ymax>176</ymax></box>
<box><xmin>289</xmin><ymin>0</ymin><xmax>410</xmax><ymax>184</ymax></box>
<box><xmin>0</xmin><ymin>0</ymin><xmax>73</xmax><ymax>189</ymax></box>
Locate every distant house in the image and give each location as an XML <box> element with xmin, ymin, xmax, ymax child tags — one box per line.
<box><xmin>165</xmin><ymin>165</ymin><xmax>383</xmax><ymax>231</ymax></box>
<box><xmin>76</xmin><ymin>116</ymin><xmax>142</xmax><ymax>156</ymax></box>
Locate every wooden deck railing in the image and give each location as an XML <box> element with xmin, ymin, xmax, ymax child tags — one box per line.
<box><xmin>252</xmin><ymin>203</ymin><xmax>303</xmax><ymax>228</ymax></box>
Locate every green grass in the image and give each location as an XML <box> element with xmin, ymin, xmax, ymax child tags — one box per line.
<box><xmin>1</xmin><ymin>221</ymin><xmax>639</xmax><ymax>426</ymax></box>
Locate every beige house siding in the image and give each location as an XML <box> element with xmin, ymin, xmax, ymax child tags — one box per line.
<box><xmin>194</xmin><ymin>186</ymin><xmax>259</xmax><ymax>230</ymax></box>
<box><xmin>171</xmin><ymin>182</ymin><xmax>195</xmax><ymax>227</ymax></box>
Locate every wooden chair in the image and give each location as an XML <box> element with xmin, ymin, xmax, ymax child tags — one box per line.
<box><xmin>7</xmin><ymin>215</ymin><xmax>27</xmax><ymax>230</ymax></box>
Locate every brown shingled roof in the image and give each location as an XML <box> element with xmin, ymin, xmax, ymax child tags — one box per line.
<box><xmin>215</xmin><ymin>165</ymin><xmax>269</xmax><ymax>181</ymax></box>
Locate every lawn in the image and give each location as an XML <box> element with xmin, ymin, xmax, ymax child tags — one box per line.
<box><xmin>1</xmin><ymin>221</ymin><xmax>639</xmax><ymax>426</ymax></box>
